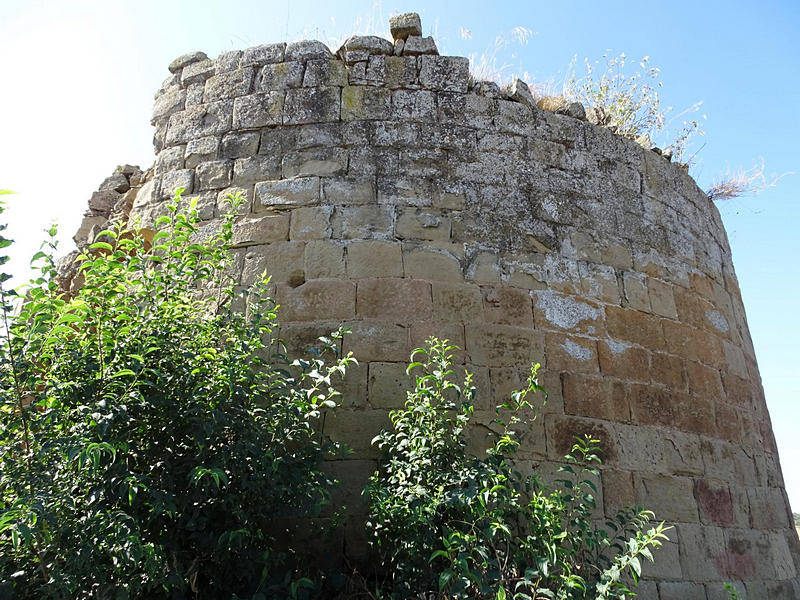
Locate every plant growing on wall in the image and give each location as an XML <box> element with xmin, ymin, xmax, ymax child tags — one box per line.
<box><xmin>563</xmin><ymin>53</ymin><xmax>703</xmax><ymax>161</ymax></box>
<box><xmin>365</xmin><ymin>339</ymin><xmax>669</xmax><ymax>599</ymax></box>
<box><xmin>0</xmin><ymin>192</ymin><xmax>354</xmax><ymax>599</ymax></box>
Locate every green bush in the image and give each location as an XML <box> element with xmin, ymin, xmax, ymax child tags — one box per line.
<box><xmin>0</xmin><ymin>193</ymin><xmax>353</xmax><ymax>599</ymax></box>
<box><xmin>365</xmin><ymin>339</ymin><xmax>669</xmax><ymax>599</ymax></box>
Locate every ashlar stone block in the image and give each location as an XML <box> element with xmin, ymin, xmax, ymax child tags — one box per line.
<box><xmin>418</xmin><ymin>55</ymin><xmax>469</xmax><ymax>92</ymax></box>
<box><xmin>341</xmin><ymin>85</ymin><xmax>392</xmax><ymax>120</ymax></box>
<box><xmin>165</xmin><ymin>101</ymin><xmax>233</xmax><ymax>145</ymax></box>
<box><xmin>304</xmin><ymin>240</ymin><xmax>346</xmax><ymax>279</ymax></box>
<box><xmin>255</xmin><ymin>177</ymin><xmax>320</xmax><ymax>210</ymax></box>
<box><xmin>258</xmin><ymin>61</ymin><xmax>304</xmax><ymax>91</ymax></box>
<box><xmin>356</xmin><ymin>278</ymin><xmax>432</xmax><ymax>322</ymax></box>
<box><xmin>232</xmin><ymin>92</ymin><xmax>284</xmax><ymax>129</ymax></box>
<box><xmin>289</xmin><ymin>206</ymin><xmax>332</xmax><ymax>240</ymax></box>
<box><xmin>346</xmin><ymin>240</ymin><xmax>403</xmax><ymax>279</ymax></box>
<box><xmin>284</xmin><ymin>87</ymin><xmax>341</xmax><ymax>124</ymax></box>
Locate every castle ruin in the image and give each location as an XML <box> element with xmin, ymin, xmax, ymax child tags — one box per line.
<box><xmin>64</xmin><ymin>13</ymin><xmax>800</xmax><ymax>598</ymax></box>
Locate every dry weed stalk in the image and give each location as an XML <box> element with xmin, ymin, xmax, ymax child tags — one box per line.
<box><xmin>706</xmin><ymin>159</ymin><xmax>789</xmax><ymax>201</ymax></box>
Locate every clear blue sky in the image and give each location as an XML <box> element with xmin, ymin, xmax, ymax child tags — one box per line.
<box><xmin>1</xmin><ymin>1</ymin><xmax>798</xmax><ymax>509</ymax></box>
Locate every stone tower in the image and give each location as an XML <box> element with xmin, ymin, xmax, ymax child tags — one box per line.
<box><xmin>68</xmin><ymin>13</ymin><xmax>799</xmax><ymax>598</ymax></box>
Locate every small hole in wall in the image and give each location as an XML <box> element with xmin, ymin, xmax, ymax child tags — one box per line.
<box><xmin>287</xmin><ymin>272</ymin><xmax>306</xmax><ymax>288</ymax></box>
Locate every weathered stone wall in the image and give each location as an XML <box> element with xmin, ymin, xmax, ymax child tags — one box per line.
<box><xmin>70</xmin><ymin>14</ymin><xmax>799</xmax><ymax>598</ymax></box>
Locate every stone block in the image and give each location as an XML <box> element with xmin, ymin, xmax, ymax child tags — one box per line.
<box><xmin>257</xmin><ymin>61</ymin><xmax>304</xmax><ymax>91</ymax></box>
<box><xmin>395</xmin><ymin>208</ymin><xmax>450</xmax><ymax>240</ymax></box>
<box><xmin>215</xmin><ymin>50</ymin><xmax>242</xmax><ymax>73</ymax></box>
<box><xmin>466</xmin><ymin>324</ymin><xmax>545</xmax><ymax>368</ymax></box>
<box><xmin>179</xmin><ymin>137</ymin><xmax>216</xmax><ymax>172</ymax></box>
<box><xmin>284</xmin><ymin>87</ymin><xmax>341</xmax><ymax>124</ymax></box>
<box><xmin>390</xmin><ymin>89</ymin><xmax>436</xmax><ymax>122</ymax></box>
<box><xmin>275</xmin><ymin>279</ymin><xmax>356</xmax><ymax>321</ymax></box>
<box><xmin>286</xmin><ymin>40</ymin><xmax>333</xmax><ymax>62</ymax></box>
<box><xmin>368</xmin><ymin>361</ymin><xmax>413</xmax><ymax>409</ymax></box>
<box><xmin>722</xmin><ymin>339</ymin><xmax>748</xmax><ymax>378</ymax></box>
<box><xmin>658</xmin><ymin>582</ymin><xmax>706</xmax><ymax>600</ymax></box>
<box><xmin>687</xmin><ymin>361</ymin><xmax>725</xmax><ymax>402</ymax></box>
<box><xmin>648</xmin><ymin>278</ymin><xmax>678</xmax><ymax>319</ymax></box>
<box><xmin>432</xmin><ymin>282</ymin><xmax>484</xmax><ymax>323</ymax></box>
<box><xmin>221</xmin><ymin>132</ymin><xmax>260</xmax><ymax>158</ymax></box>
<box><xmin>255</xmin><ymin>177</ymin><xmax>320</xmax><ymax>210</ymax></box>
<box><xmin>304</xmin><ymin>240</ymin><xmax>346</xmax><ymax>279</ymax></box>
<box><xmin>166</xmin><ymin>101</ymin><xmax>233</xmax><ymax>145</ymax></box>
<box><xmin>649</xmin><ymin>351</ymin><xmax>686</xmax><ymax>390</ymax></box>
<box><xmin>389</xmin><ymin>12</ymin><xmax>422</xmax><ymax>40</ymax></box>
<box><xmin>152</xmin><ymin>86</ymin><xmax>185</xmax><ymax>122</ymax></box>
<box><xmin>233</xmin><ymin>155</ymin><xmax>281</xmax><ymax>185</ymax></box>
<box><xmin>241</xmin><ymin>241</ymin><xmax>305</xmax><ymax>286</ymax></box>
<box><xmin>331</xmin><ymin>205</ymin><xmax>394</xmax><ymax>239</ymax></box>
<box><xmin>545</xmin><ymin>333</ymin><xmax>599</xmax><ymax>375</ymax></box>
<box><xmin>506</xmin><ymin>78</ymin><xmax>535</xmax><ymax>109</ymax></box>
<box><xmin>578</xmin><ymin>261</ymin><xmax>621</xmax><ymax>304</ymax></box>
<box><xmin>403</xmin><ymin>246</ymin><xmax>463</xmax><ymax>282</ymax></box>
<box><xmin>283</xmin><ymin>147</ymin><xmax>347</xmax><ymax>177</ymax></box>
<box><xmin>602</xmin><ymin>469</ymin><xmax>635</xmax><ymax>518</ymax></box>
<box><xmin>159</xmin><ymin>169</ymin><xmax>194</xmax><ymax>198</ymax></box>
<box><xmin>231</xmin><ymin>214</ymin><xmax>289</xmax><ymax>247</ymax></box>
<box><xmin>241</xmin><ymin>43</ymin><xmax>286</xmax><ymax>67</ymax></box>
<box><xmin>155</xmin><ymin>145</ymin><xmax>185</xmax><ymax>174</ymax></box>
<box><xmin>377</xmin><ymin>176</ymin><xmax>434</xmax><ymax>206</ymax></box>
<box><xmin>303</xmin><ymin>59</ymin><xmax>348</xmax><ymax>87</ymax></box>
<box><xmin>641</xmin><ymin>536</ymin><xmax>682</xmax><ymax>580</ymax></box>
<box><xmin>169</xmin><ymin>51</ymin><xmax>208</xmax><ymax>74</ymax></box>
<box><xmin>675</xmin><ymin>524</ymin><xmax>728</xmax><ymax>581</ymax></box>
<box><xmin>636</xmin><ymin>474</ymin><xmax>699</xmax><ymax>522</ymax></box>
<box><xmin>383</xmin><ymin>56</ymin><xmax>419</xmax><ymax>88</ymax></box>
<box><xmin>356</xmin><ymin>278</ymin><xmax>432</xmax><ymax>322</ymax></box>
<box><xmin>482</xmin><ymin>286</ymin><xmax>533</xmax><ymax>327</ymax></box>
<box><xmin>343</xmin><ymin>320</ymin><xmax>409</xmax><ymax>362</ymax></box>
<box><xmin>694</xmin><ymin>479</ymin><xmax>735</xmax><ymax>527</ymax></box>
<box><xmin>203</xmin><ymin>67</ymin><xmax>254</xmax><ymax>102</ymax></box>
<box><xmin>597</xmin><ymin>339</ymin><xmax>649</xmax><ymax>380</ymax></box>
<box><xmin>346</xmin><ymin>240</ymin><xmax>403</xmax><ymax>279</ymax></box>
<box><xmin>747</xmin><ymin>486</ymin><xmax>791</xmax><ymax>530</ymax></box>
<box><xmin>181</xmin><ymin>58</ymin><xmax>215</xmax><ymax>86</ymax></box>
<box><xmin>195</xmin><ymin>159</ymin><xmax>232</xmax><ymax>190</ymax></box>
<box><xmin>605</xmin><ymin>305</ymin><xmax>665</xmax><ymax>350</ymax></box>
<box><xmin>467</xmin><ymin>252</ymin><xmax>502</xmax><ymax>284</ymax></box>
<box><xmin>533</xmin><ymin>290</ymin><xmax>604</xmax><ymax>336</ymax></box>
<box><xmin>232</xmin><ymin>92</ymin><xmax>284</xmax><ymax>129</ymax></box>
<box><xmin>289</xmin><ymin>206</ymin><xmax>332</xmax><ymax>240</ymax></box>
<box><xmin>562</xmin><ymin>372</ymin><xmax>628</xmax><ymax>421</ymax></box>
<box><xmin>418</xmin><ymin>56</ymin><xmax>469</xmax><ymax>92</ymax></box>
<box><xmin>322</xmin><ymin>178</ymin><xmax>376</xmax><ymax>205</ymax></box>
<box><xmin>341</xmin><ymin>85</ymin><xmax>392</xmax><ymax>120</ymax></box>
<box><xmin>621</xmin><ymin>270</ymin><xmax>651</xmax><ymax>312</ymax></box>
<box><xmin>402</xmin><ymin>35</ymin><xmax>438</xmax><ymax>56</ymax></box>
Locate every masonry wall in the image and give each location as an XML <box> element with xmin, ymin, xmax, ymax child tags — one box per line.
<box><xmin>71</xmin><ymin>24</ymin><xmax>800</xmax><ymax>599</ymax></box>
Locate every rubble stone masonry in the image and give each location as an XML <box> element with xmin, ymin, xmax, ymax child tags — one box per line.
<box><xmin>68</xmin><ymin>14</ymin><xmax>799</xmax><ymax>598</ymax></box>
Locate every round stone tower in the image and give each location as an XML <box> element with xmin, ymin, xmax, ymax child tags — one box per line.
<box><xmin>69</xmin><ymin>13</ymin><xmax>799</xmax><ymax>598</ymax></box>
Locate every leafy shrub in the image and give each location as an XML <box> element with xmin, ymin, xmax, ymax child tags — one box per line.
<box><xmin>365</xmin><ymin>339</ymin><xmax>668</xmax><ymax>599</ymax></box>
<box><xmin>0</xmin><ymin>192</ymin><xmax>353</xmax><ymax>599</ymax></box>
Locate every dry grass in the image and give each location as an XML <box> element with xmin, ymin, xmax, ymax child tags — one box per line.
<box><xmin>706</xmin><ymin>159</ymin><xmax>789</xmax><ymax>201</ymax></box>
